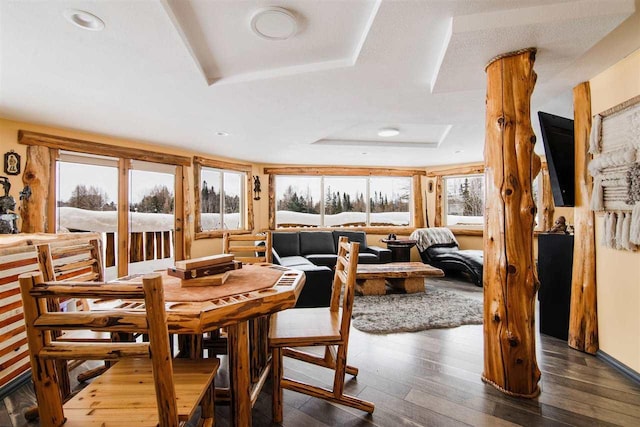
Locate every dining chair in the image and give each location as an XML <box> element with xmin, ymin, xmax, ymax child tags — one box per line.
<box><xmin>268</xmin><ymin>236</ymin><xmax>375</xmax><ymax>422</ymax></box>
<box><xmin>23</xmin><ymin>238</ymin><xmax>114</xmax><ymax>422</ymax></box>
<box><xmin>19</xmin><ymin>271</ymin><xmax>219</xmax><ymax>427</ymax></box>
<box><xmin>207</xmin><ymin>232</ymin><xmax>273</xmax><ymax>385</ymax></box>
<box><xmin>222</xmin><ymin>231</ymin><xmax>272</xmax><ymax>263</ymax></box>
<box><xmin>36</xmin><ymin>239</ymin><xmax>113</xmax><ymax>383</ymax></box>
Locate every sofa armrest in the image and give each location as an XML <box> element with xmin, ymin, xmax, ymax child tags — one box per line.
<box><xmin>365</xmin><ymin>245</ymin><xmax>392</xmax><ymax>263</ymax></box>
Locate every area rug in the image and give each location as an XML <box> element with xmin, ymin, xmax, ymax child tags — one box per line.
<box><xmin>351</xmin><ymin>285</ymin><xmax>483</xmax><ymax>334</ymax></box>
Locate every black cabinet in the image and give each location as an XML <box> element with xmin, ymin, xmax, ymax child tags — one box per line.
<box><xmin>537</xmin><ymin>233</ymin><xmax>574</xmax><ymax>341</ymax></box>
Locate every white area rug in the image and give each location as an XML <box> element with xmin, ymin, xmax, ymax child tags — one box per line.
<box><xmin>351</xmin><ymin>283</ymin><xmax>483</xmax><ymax>334</ymax></box>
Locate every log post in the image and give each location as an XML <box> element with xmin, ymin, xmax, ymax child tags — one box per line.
<box><xmin>482</xmin><ymin>48</ymin><xmax>541</xmax><ymax>398</ymax></box>
<box><xmin>568</xmin><ymin>82</ymin><xmax>598</xmax><ymax>353</ymax></box>
<box><xmin>20</xmin><ymin>145</ymin><xmax>51</xmax><ymax>232</ymax></box>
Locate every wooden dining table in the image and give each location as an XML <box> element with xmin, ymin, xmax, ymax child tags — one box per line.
<box><xmin>105</xmin><ymin>263</ymin><xmax>306</xmax><ymax>427</ymax></box>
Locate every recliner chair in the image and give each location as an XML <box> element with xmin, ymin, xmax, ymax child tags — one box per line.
<box><xmin>410</xmin><ymin>227</ymin><xmax>484</xmax><ymax>287</ymax></box>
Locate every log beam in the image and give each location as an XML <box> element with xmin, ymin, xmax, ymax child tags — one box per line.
<box><xmin>568</xmin><ymin>82</ymin><xmax>598</xmax><ymax>354</ymax></box>
<box><xmin>482</xmin><ymin>48</ymin><xmax>541</xmax><ymax>398</ymax></box>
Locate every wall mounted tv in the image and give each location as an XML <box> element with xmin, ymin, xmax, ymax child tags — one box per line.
<box><xmin>538</xmin><ymin>111</ymin><xmax>575</xmax><ymax>207</ymax></box>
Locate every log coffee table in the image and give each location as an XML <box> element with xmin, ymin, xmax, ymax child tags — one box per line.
<box><xmin>355</xmin><ymin>262</ymin><xmax>444</xmax><ymax>295</ymax></box>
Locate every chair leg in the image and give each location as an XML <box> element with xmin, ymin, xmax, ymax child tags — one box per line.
<box><xmin>200</xmin><ymin>381</ymin><xmax>215</xmax><ymax>426</ymax></box>
<box><xmin>272</xmin><ymin>347</ymin><xmax>284</xmax><ymax>423</ymax></box>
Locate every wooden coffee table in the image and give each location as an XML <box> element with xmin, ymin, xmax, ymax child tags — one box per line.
<box><xmin>355</xmin><ymin>262</ymin><xmax>444</xmax><ymax>295</ymax></box>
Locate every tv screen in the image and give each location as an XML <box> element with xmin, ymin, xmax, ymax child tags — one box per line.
<box><xmin>538</xmin><ymin>111</ymin><xmax>575</xmax><ymax>207</ymax></box>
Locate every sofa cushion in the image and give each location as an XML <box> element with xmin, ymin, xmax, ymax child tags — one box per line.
<box><xmin>272</xmin><ymin>232</ymin><xmax>301</xmax><ymax>257</ymax></box>
<box><xmin>357</xmin><ymin>253</ymin><xmax>379</xmax><ymax>264</ymax></box>
<box><xmin>305</xmin><ymin>254</ymin><xmax>338</xmax><ymax>267</ymax></box>
<box><xmin>279</xmin><ymin>256</ymin><xmax>313</xmax><ymax>268</ymax></box>
<box><xmin>300</xmin><ymin>231</ymin><xmax>336</xmax><ymax>255</ymax></box>
<box><xmin>332</xmin><ymin>230</ymin><xmax>368</xmax><ymax>250</ymax></box>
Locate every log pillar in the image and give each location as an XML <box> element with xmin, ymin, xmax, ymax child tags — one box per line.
<box><xmin>568</xmin><ymin>82</ymin><xmax>598</xmax><ymax>354</ymax></box>
<box><xmin>20</xmin><ymin>145</ymin><xmax>51</xmax><ymax>233</ymax></box>
<box><xmin>482</xmin><ymin>48</ymin><xmax>541</xmax><ymax>398</ymax></box>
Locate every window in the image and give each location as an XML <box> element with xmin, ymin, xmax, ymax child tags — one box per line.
<box><xmin>193</xmin><ymin>156</ymin><xmax>252</xmax><ymax>238</ymax></box>
<box><xmin>444</xmin><ymin>174</ymin><xmax>484</xmax><ymax>227</ymax></box>
<box><xmin>434</xmin><ymin>163</ymin><xmax>552</xmax><ymax>231</ymax></box>
<box><xmin>274</xmin><ymin>175</ymin><xmax>412</xmax><ymax>228</ymax></box>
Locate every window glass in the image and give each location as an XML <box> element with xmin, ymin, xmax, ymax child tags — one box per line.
<box><xmin>444</xmin><ymin>175</ymin><xmax>484</xmax><ymax>226</ymax></box>
<box><xmin>370</xmin><ymin>177</ymin><xmax>411</xmax><ymax>226</ymax></box>
<box><xmin>128</xmin><ymin>162</ymin><xmax>176</xmax><ymax>274</ymax></box>
<box><xmin>275</xmin><ymin>175</ymin><xmax>413</xmax><ymax>228</ymax></box>
<box><xmin>275</xmin><ymin>176</ymin><xmax>321</xmax><ymax>227</ymax></box>
<box><xmin>324</xmin><ymin>177</ymin><xmax>367</xmax><ymax>227</ymax></box>
<box><xmin>199</xmin><ymin>167</ymin><xmax>245</xmax><ymax>231</ymax></box>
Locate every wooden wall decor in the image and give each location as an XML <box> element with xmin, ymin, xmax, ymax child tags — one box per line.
<box><xmin>588</xmin><ymin>94</ymin><xmax>640</xmax><ymax>251</ymax></box>
<box><xmin>20</xmin><ymin>146</ymin><xmax>51</xmax><ymax>233</ymax></box>
<box><xmin>569</xmin><ymin>82</ymin><xmax>598</xmax><ymax>354</ymax></box>
<box><xmin>482</xmin><ymin>48</ymin><xmax>541</xmax><ymax>398</ymax></box>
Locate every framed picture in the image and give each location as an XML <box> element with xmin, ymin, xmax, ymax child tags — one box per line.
<box><xmin>4</xmin><ymin>151</ymin><xmax>20</xmax><ymax>175</ymax></box>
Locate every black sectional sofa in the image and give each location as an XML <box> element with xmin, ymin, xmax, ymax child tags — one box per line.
<box><xmin>272</xmin><ymin>230</ymin><xmax>391</xmax><ymax>307</ymax></box>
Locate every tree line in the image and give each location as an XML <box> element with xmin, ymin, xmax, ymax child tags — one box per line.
<box><xmin>59</xmin><ymin>184</ymin><xmax>174</xmax><ymax>213</ymax></box>
<box><xmin>200</xmin><ymin>181</ymin><xmax>240</xmax><ymax>213</ymax></box>
<box><xmin>277</xmin><ymin>185</ymin><xmax>409</xmax><ymax>214</ymax></box>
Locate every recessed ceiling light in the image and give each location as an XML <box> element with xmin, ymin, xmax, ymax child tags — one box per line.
<box><xmin>215</xmin><ymin>131</ymin><xmax>230</xmax><ymax>136</ymax></box>
<box><xmin>377</xmin><ymin>128</ymin><xmax>400</xmax><ymax>137</ymax></box>
<box><xmin>250</xmin><ymin>7</ymin><xmax>298</xmax><ymax>41</ymax></box>
<box><xmin>454</xmin><ymin>149</ymin><xmax>464</xmax><ymax>154</ymax></box>
<box><xmin>63</xmin><ymin>9</ymin><xmax>105</xmax><ymax>31</ymax></box>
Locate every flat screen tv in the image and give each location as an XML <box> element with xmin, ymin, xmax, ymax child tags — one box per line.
<box><xmin>538</xmin><ymin>111</ymin><xmax>575</xmax><ymax>207</ymax></box>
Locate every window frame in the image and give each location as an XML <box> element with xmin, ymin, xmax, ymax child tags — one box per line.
<box><xmin>18</xmin><ymin>130</ymin><xmax>190</xmax><ymax>277</ymax></box>
<box><xmin>265</xmin><ymin>166</ymin><xmax>425</xmax><ymax>233</ymax></box>
<box><xmin>442</xmin><ymin>173</ymin><xmax>485</xmax><ymax>228</ymax></box>
<box><xmin>429</xmin><ymin>162</ymin><xmax>553</xmax><ymax>235</ymax></box>
<box><xmin>193</xmin><ymin>156</ymin><xmax>253</xmax><ymax>239</ymax></box>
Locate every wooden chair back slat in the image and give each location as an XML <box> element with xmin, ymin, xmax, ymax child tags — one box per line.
<box><xmin>39</xmin><ymin>342</ymin><xmax>150</xmax><ymax>360</ymax></box>
<box><xmin>223</xmin><ymin>232</ymin><xmax>272</xmax><ymax>264</ymax></box>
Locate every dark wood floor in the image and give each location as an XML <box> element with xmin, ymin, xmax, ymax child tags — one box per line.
<box><xmin>2</xmin><ymin>277</ymin><xmax>639</xmax><ymax>426</ymax></box>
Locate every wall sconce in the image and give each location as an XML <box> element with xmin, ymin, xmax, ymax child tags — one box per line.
<box><xmin>253</xmin><ymin>176</ymin><xmax>261</xmax><ymax>201</ymax></box>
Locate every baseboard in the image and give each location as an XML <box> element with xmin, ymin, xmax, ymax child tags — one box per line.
<box><xmin>0</xmin><ymin>371</ymin><xmax>31</xmax><ymax>400</ymax></box>
<box><xmin>597</xmin><ymin>350</ymin><xmax>640</xmax><ymax>385</ymax></box>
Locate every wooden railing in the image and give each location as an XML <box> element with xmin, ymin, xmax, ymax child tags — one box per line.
<box><xmin>102</xmin><ymin>231</ymin><xmax>173</xmax><ymax>267</ymax></box>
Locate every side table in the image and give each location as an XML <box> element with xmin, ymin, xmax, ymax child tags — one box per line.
<box><xmin>380</xmin><ymin>239</ymin><xmax>417</xmax><ymax>262</ymax></box>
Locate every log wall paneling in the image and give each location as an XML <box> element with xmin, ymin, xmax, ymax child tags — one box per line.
<box><xmin>269</xmin><ymin>174</ymin><xmax>276</xmax><ymax>230</ymax></box>
<box><xmin>568</xmin><ymin>82</ymin><xmax>598</xmax><ymax>354</ymax></box>
<box><xmin>18</xmin><ymin>131</ymin><xmax>190</xmax><ymax>166</ymax></box>
<box><xmin>46</xmin><ymin>148</ymin><xmax>59</xmax><ymax>233</ymax></box>
<box><xmin>117</xmin><ymin>159</ymin><xmax>130</xmax><ymax>278</ymax></box>
<box><xmin>434</xmin><ymin>176</ymin><xmax>443</xmax><ymax>227</ymax></box>
<box><xmin>179</xmin><ymin>165</ymin><xmax>191</xmax><ymax>260</ymax></box>
<box><xmin>174</xmin><ymin>165</ymin><xmax>185</xmax><ymax>261</ymax></box>
<box><xmin>0</xmin><ymin>233</ymin><xmax>102</xmax><ymax>395</ymax></box>
<box><xmin>413</xmin><ymin>175</ymin><xmax>425</xmax><ymax>229</ymax></box>
<box><xmin>0</xmin><ymin>247</ymin><xmax>39</xmax><ymax>392</ymax></box>
<box><xmin>263</xmin><ymin>166</ymin><xmax>425</xmax><ymax>177</ymax></box>
<box><xmin>20</xmin><ymin>146</ymin><xmax>51</xmax><ymax>233</ymax></box>
<box><xmin>541</xmin><ymin>166</ymin><xmax>555</xmax><ymax>232</ymax></box>
<box><xmin>482</xmin><ymin>48</ymin><xmax>541</xmax><ymax>398</ymax></box>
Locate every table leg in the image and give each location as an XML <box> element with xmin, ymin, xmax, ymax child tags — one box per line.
<box><xmin>227</xmin><ymin>321</ymin><xmax>252</xmax><ymax>427</ymax></box>
<box><xmin>356</xmin><ymin>278</ymin><xmax>386</xmax><ymax>295</ymax></box>
<box><xmin>388</xmin><ymin>277</ymin><xmax>425</xmax><ymax>293</ymax></box>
